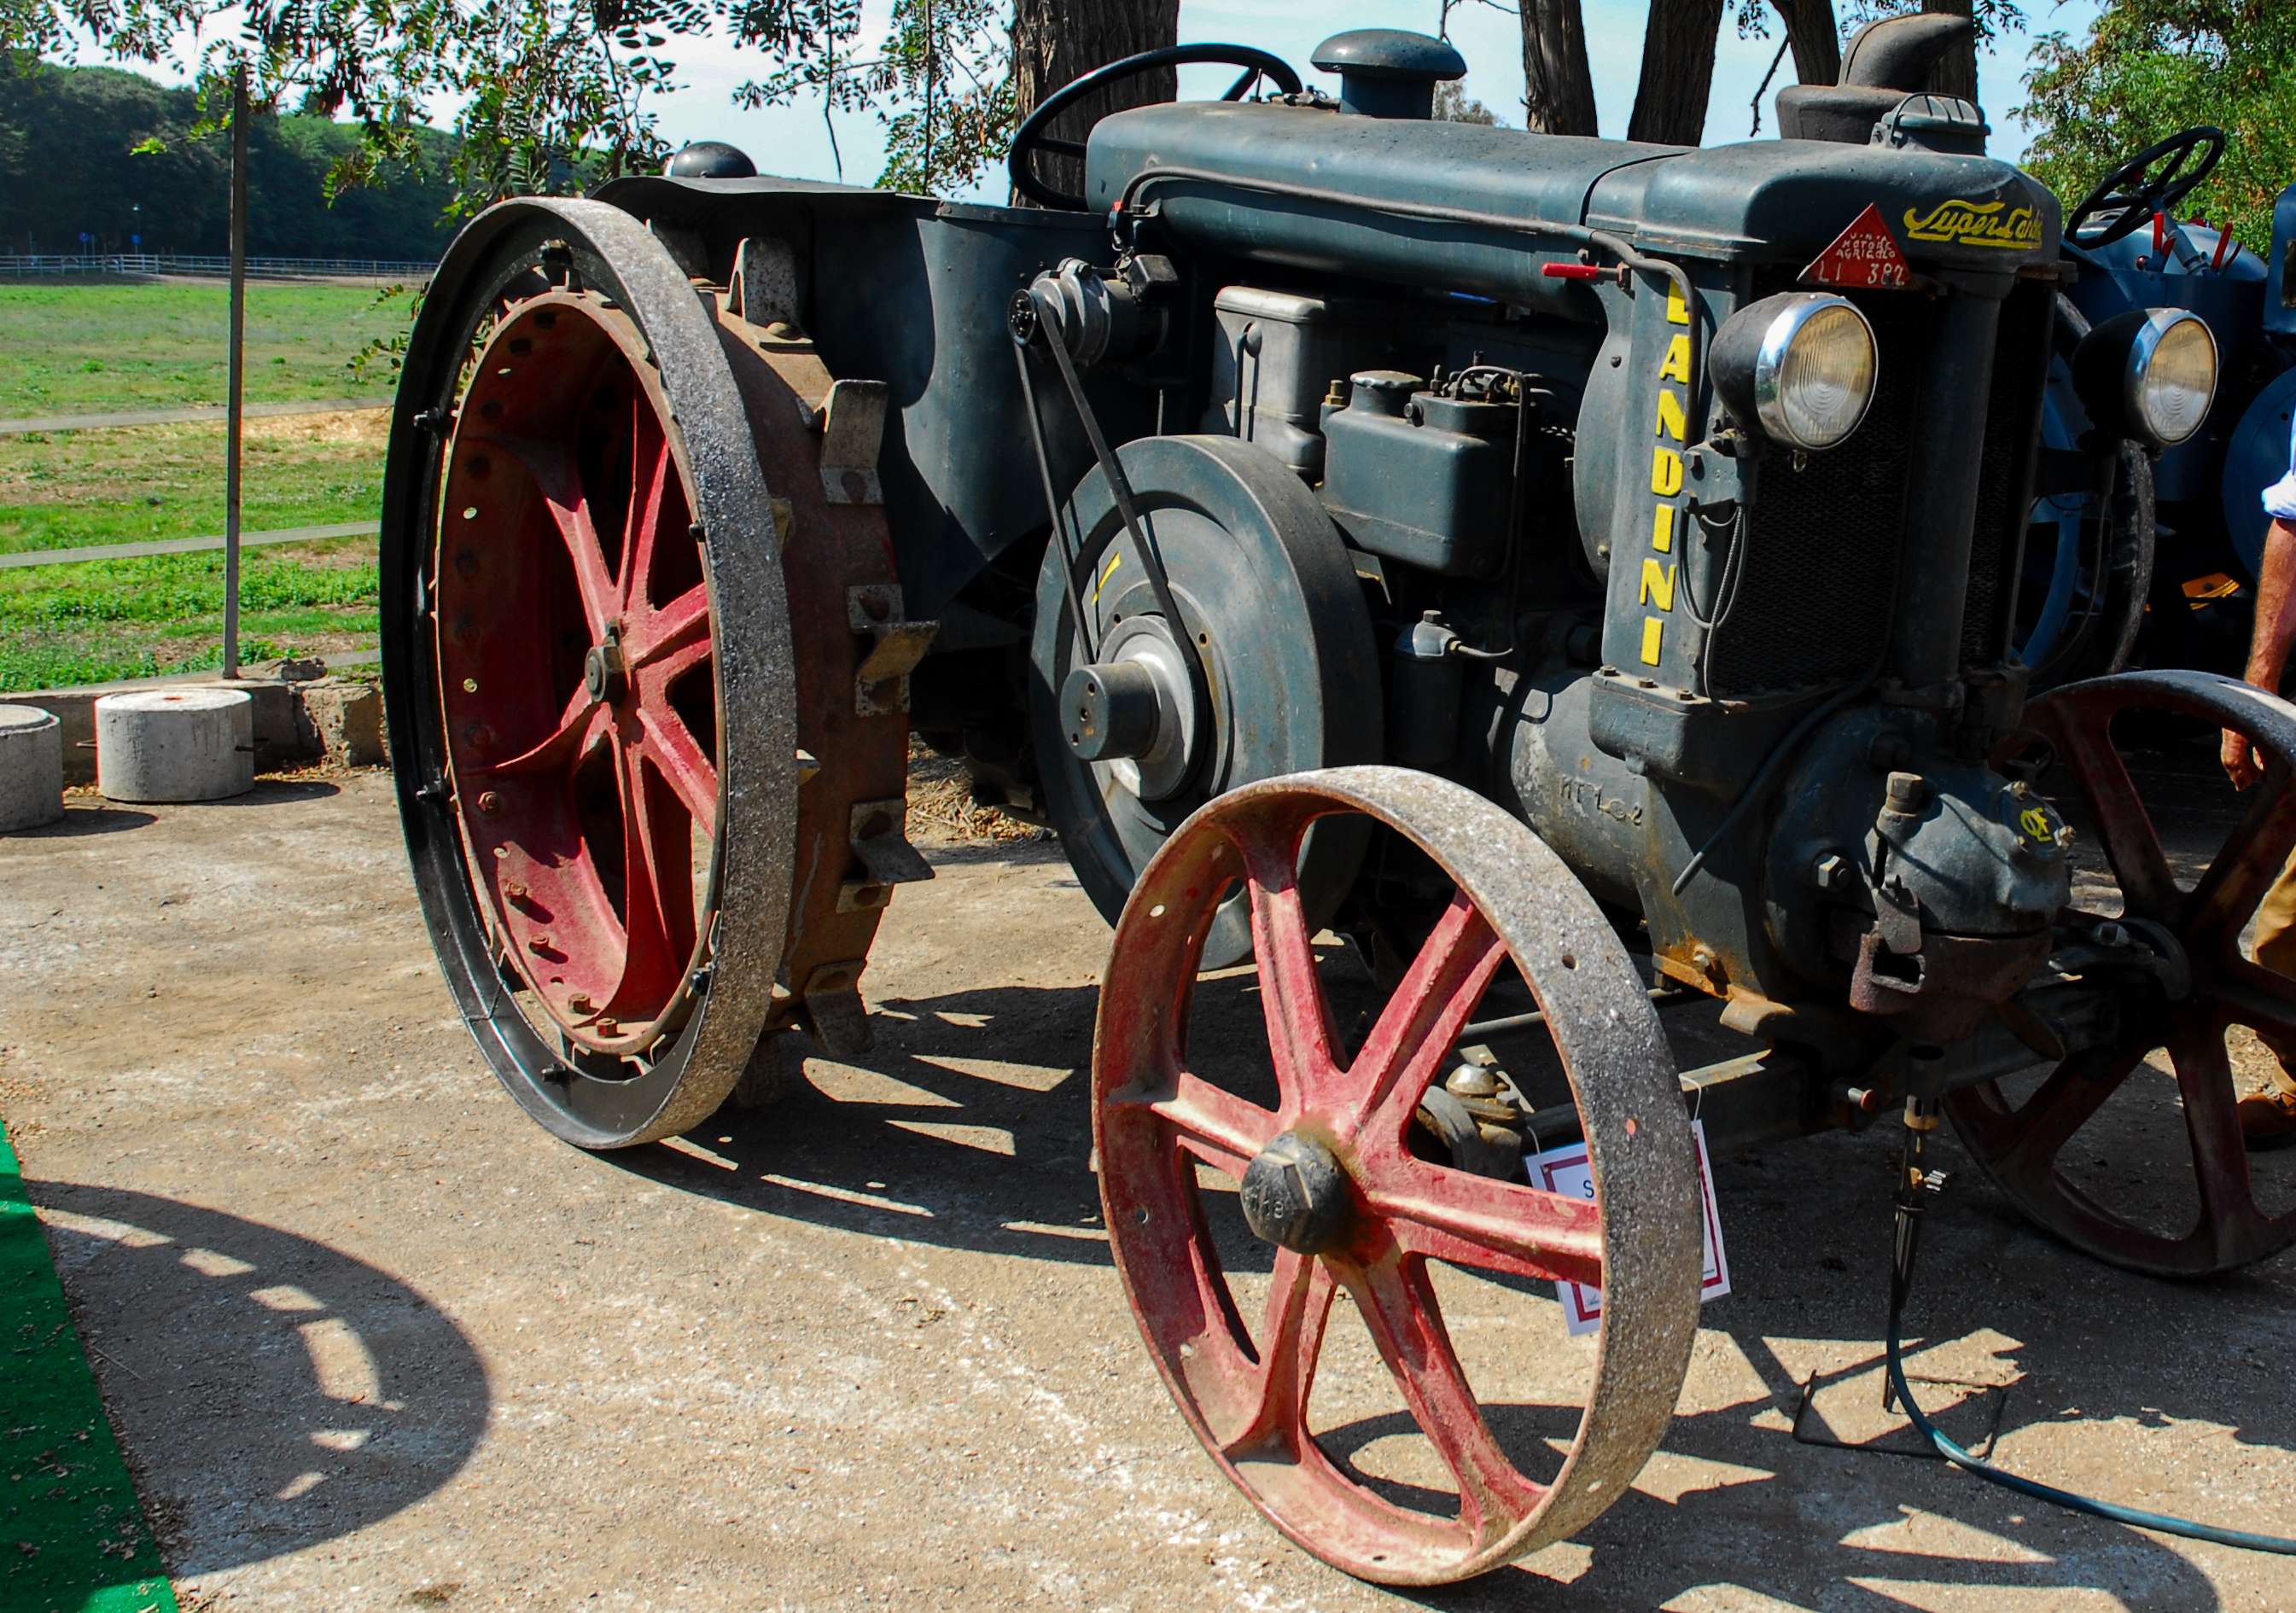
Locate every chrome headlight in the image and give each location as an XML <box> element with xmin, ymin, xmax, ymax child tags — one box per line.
<box><xmin>2073</xmin><ymin>306</ymin><xmax>2220</xmax><ymax>451</ymax></box>
<box><xmin>1710</xmin><ymin>292</ymin><xmax>1879</xmax><ymax>451</ymax></box>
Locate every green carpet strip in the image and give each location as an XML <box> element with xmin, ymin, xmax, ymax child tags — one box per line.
<box><xmin>1</xmin><ymin>1118</ymin><xmax>178</xmax><ymax>1613</ymax></box>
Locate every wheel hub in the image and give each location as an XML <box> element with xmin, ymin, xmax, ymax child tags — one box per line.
<box><xmin>1238</xmin><ymin>1130</ymin><xmax>1353</xmax><ymax>1255</ymax></box>
<box><xmin>583</xmin><ymin>626</ymin><xmax>628</xmax><ymax>706</ymax></box>
<box><xmin>1061</xmin><ymin>614</ymin><xmax>1198</xmax><ymax>800</ymax></box>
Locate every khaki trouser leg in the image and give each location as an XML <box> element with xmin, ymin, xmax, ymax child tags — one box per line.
<box><xmin>2249</xmin><ymin>844</ymin><xmax>2296</xmax><ymax>1095</ymax></box>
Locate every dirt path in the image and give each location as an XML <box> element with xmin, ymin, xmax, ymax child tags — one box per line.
<box><xmin>1</xmin><ymin>774</ymin><xmax>2292</xmax><ymax>1610</ymax></box>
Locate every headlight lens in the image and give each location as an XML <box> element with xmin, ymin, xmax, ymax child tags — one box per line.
<box><xmin>2127</xmin><ymin>310</ymin><xmax>2217</xmax><ymax>449</ymax></box>
<box><xmin>1757</xmin><ymin>298</ymin><xmax>1879</xmax><ymax>450</ymax></box>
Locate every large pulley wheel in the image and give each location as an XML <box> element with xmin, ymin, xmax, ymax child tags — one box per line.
<box><xmin>382</xmin><ymin>198</ymin><xmax>912</xmax><ymax>1147</ymax></box>
<box><xmin>1952</xmin><ymin>671</ymin><xmax>2296</xmax><ymax>1275</ymax></box>
<box><xmin>1094</xmin><ymin>767</ymin><xmax>1702</xmax><ymax>1585</ymax></box>
<box><xmin>1031</xmin><ymin>436</ymin><xmax>1379</xmax><ymax>968</ymax></box>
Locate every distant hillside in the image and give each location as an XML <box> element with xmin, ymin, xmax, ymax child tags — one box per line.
<box><xmin>0</xmin><ymin>61</ymin><xmax>459</xmax><ymax>260</ymax></box>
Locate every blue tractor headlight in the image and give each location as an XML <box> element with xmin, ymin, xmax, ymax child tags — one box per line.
<box><xmin>2073</xmin><ymin>306</ymin><xmax>2219</xmax><ymax>451</ymax></box>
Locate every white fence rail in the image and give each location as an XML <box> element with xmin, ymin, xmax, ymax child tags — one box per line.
<box><xmin>0</xmin><ymin>253</ymin><xmax>435</xmax><ymax>280</ymax></box>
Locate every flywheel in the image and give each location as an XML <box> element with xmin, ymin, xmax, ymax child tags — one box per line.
<box><xmin>1094</xmin><ymin>766</ymin><xmax>1704</xmax><ymax>1584</ymax></box>
<box><xmin>1030</xmin><ymin>435</ymin><xmax>1380</xmax><ymax>966</ymax></box>
<box><xmin>381</xmin><ymin>198</ymin><xmax>925</xmax><ymax>1148</ymax></box>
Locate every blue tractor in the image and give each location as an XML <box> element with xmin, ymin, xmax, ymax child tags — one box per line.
<box><xmin>2016</xmin><ymin>127</ymin><xmax>2296</xmax><ymax>686</ymax></box>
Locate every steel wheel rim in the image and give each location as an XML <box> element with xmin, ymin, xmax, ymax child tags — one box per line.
<box><xmin>1951</xmin><ymin>669</ymin><xmax>2296</xmax><ymax>1275</ymax></box>
<box><xmin>382</xmin><ymin>199</ymin><xmax>797</xmax><ymax>1148</ymax></box>
<box><xmin>1093</xmin><ymin>766</ymin><xmax>1702</xmax><ymax>1586</ymax></box>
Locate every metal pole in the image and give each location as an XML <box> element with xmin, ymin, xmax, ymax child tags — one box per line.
<box><xmin>222</xmin><ymin>63</ymin><xmax>248</xmax><ymax>680</ymax></box>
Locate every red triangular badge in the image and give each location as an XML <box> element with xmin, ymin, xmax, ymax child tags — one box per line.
<box><xmin>1801</xmin><ymin>203</ymin><xmax>1911</xmax><ymax>290</ymax></box>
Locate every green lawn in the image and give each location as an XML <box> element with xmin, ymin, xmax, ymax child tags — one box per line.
<box><xmin>0</xmin><ymin>542</ymin><xmax>379</xmax><ymax>689</ymax></box>
<box><xmin>0</xmin><ymin>412</ymin><xmax>387</xmax><ymax>556</ymax></box>
<box><xmin>0</xmin><ymin>282</ymin><xmax>399</xmax><ymax>685</ymax></box>
<box><xmin>0</xmin><ymin>280</ymin><xmax>409</xmax><ymax>418</ymax></box>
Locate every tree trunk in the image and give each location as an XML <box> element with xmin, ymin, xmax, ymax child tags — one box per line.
<box><xmin>1011</xmin><ymin>0</ymin><xmax>1180</xmax><ymax>205</ymax></box>
<box><xmin>1769</xmin><ymin>0</ymin><xmax>1841</xmax><ymax>87</ymax></box>
<box><xmin>1627</xmin><ymin>0</ymin><xmax>1728</xmax><ymax>146</ymax></box>
<box><xmin>1518</xmin><ymin>0</ymin><xmax>1600</xmax><ymax>136</ymax></box>
<box><xmin>1922</xmin><ymin>0</ymin><xmax>1978</xmax><ymax>101</ymax></box>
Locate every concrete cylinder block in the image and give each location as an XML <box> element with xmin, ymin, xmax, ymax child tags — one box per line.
<box><xmin>0</xmin><ymin>703</ymin><xmax>65</xmax><ymax>830</ymax></box>
<box><xmin>96</xmin><ymin>687</ymin><xmax>254</xmax><ymax>803</ymax></box>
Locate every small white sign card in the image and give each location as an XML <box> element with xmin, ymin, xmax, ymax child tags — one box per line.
<box><xmin>1530</xmin><ymin>1117</ymin><xmax>1730</xmax><ymax>1338</ymax></box>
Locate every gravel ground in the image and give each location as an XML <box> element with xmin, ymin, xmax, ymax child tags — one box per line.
<box><xmin>1</xmin><ymin>769</ymin><xmax>2292</xmax><ymax>1611</ymax></box>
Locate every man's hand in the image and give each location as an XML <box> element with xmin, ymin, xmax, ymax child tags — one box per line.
<box><xmin>2225</xmin><ymin>728</ymin><xmax>2265</xmax><ymax>789</ymax></box>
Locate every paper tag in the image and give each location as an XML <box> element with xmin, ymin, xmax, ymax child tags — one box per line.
<box><xmin>1531</xmin><ymin>1117</ymin><xmax>1730</xmax><ymax>1338</ymax></box>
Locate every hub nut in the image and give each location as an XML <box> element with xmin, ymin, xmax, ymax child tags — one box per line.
<box><xmin>1238</xmin><ymin>1131</ymin><xmax>1353</xmax><ymax>1255</ymax></box>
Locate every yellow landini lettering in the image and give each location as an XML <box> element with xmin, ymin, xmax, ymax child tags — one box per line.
<box><xmin>1652</xmin><ymin>448</ymin><xmax>1682</xmax><ymax>497</ymax></box>
<box><xmin>1639</xmin><ymin>559</ymin><xmax>1676</xmax><ymax>611</ymax></box>
<box><xmin>1654</xmin><ymin>388</ymin><xmax>1687</xmax><ymax>443</ymax></box>
<box><xmin>1640</xmin><ymin>616</ymin><xmax>1664</xmax><ymax>665</ymax></box>
<box><xmin>1666</xmin><ymin>282</ymin><xmax>1691</xmax><ymax>326</ymax></box>
<box><xmin>1658</xmin><ymin>334</ymin><xmax>1691</xmax><ymax>383</ymax></box>
<box><xmin>1652</xmin><ymin>503</ymin><xmax>1675</xmax><ymax>554</ymax></box>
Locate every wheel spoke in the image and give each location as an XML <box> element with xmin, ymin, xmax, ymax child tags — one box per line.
<box><xmin>1368</xmin><ymin>1164</ymin><xmax>1604</xmax><ymax>1290</ymax></box>
<box><xmin>1128</xmin><ymin>1072</ymin><xmax>1278</xmax><ymax>1179</ymax></box>
<box><xmin>498</xmin><ymin>438</ymin><xmax>620</xmax><ymax>638</ymax></box>
<box><xmin>1342</xmin><ymin>1247</ymin><xmax>1543</xmax><ymax>1541</ymax></box>
<box><xmin>609</xmin><ymin>741</ymin><xmax>692</xmax><ymax>1015</ymax></box>
<box><xmin>2045</xmin><ymin>702</ymin><xmax>2178</xmax><ymax>922</ymax></box>
<box><xmin>626</xmin><ymin>582</ymin><xmax>710</xmax><ymax>672</ymax></box>
<box><xmin>1987</xmin><ymin>1056</ymin><xmax>2135</xmax><ymax>1182</ymax></box>
<box><xmin>475</xmin><ymin>696</ymin><xmax>609</xmax><ymax>781</ymax></box>
<box><xmin>1351</xmin><ymin>893</ymin><xmax>1508</xmax><ymax>1139</ymax></box>
<box><xmin>618</xmin><ymin>406</ymin><xmax>678</xmax><ymax>616</ymax></box>
<box><xmin>2163</xmin><ymin>1015</ymin><xmax>2274</xmax><ymax>1261</ymax></box>
<box><xmin>1235</xmin><ymin>818</ymin><xmax>1347</xmax><ymax>1115</ymax></box>
<box><xmin>1220</xmin><ymin>1249</ymin><xmax>1337</xmax><ymax>1459</ymax></box>
<box><xmin>2213</xmin><ymin>959</ymin><xmax>2296</xmax><ymax>1048</ymax></box>
<box><xmin>635</xmin><ymin>699</ymin><xmax>719</xmax><ymax>840</ymax></box>
<box><xmin>2182</xmin><ymin>766</ymin><xmax>2296</xmax><ymax>954</ymax></box>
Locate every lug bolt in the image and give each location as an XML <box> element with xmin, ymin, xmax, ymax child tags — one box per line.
<box><xmin>477</xmin><ymin>790</ymin><xmax>504</xmax><ymax>815</ymax></box>
<box><xmin>527</xmin><ymin>934</ymin><xmax>553</xmax><ymax>952</ymax></box>
<box><xmin>1813</xmin><ymin>852</ymin><xmax>1854</xmax><ymax>893</ymax></box>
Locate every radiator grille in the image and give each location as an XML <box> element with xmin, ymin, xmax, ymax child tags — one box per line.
<box><xmin>1959</xmin><ymin>279</ymin><xmax>2054</xmax><ymax>667</ymax></box>
<box><xmin>1705</xmin><ymin>290</ymin><xmax>1932</xmax><ymax>699</ymax></box>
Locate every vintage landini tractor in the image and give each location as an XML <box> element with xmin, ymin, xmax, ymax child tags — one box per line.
<box><xmin>380</xmin><ymin>18</ymin><xmax>2293</xmax><ymax>1585</ymax></box>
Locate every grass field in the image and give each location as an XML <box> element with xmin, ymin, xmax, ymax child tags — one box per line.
<box><xmin>0</xmin><ymin>280</ymin><xmax>407</xmax><ymax>417</ymax></box>
<box><xmin>0</xmin><ymin>282</ymin><xmax>400</xmax><ymax>688</ymax></box>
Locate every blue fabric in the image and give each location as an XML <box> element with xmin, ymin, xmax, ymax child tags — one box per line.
<box><xmin>2269</xmin><ymin>410</ymin><xmax>2296</xmax><ymax>521</ymax></box>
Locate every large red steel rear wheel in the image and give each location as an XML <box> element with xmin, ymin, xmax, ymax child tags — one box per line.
<box><xmin>1952</xmin><ymin>669</ymin><xmax>2296</xmax><ymax>1276</ymax></box>
<box><xmin>1094</xmin><ymin>767</ymin><xmax>1703</xmax><ymax>1585</ymax></box>
<box><xmin>382</xmin><ymin>198</ymin><xmax>914</xmax><ymax>1147</ymax></box>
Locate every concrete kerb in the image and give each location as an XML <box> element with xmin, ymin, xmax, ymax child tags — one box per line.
<box><xmin>9</xmin><ymin>665</ymin><xmax>386</xmax><ymax>786</ymax></box>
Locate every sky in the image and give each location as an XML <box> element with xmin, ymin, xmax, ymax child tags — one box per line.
<box><xmin>109</xmin><ymin>0</ymin><xmax>2108</xmax><ymax>193</ymax></box>
<box><xmin>634</xmin><ymin>0</ymin><xmax>2109</xmax><ymax>197</ymax></box>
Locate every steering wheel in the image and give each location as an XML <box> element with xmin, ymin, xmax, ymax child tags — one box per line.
<box><xmin>1008</xmin><ymin>43</ymin><xmax>1302</xmax><ymax>213</ymax></box>
<box><xmin>2066</xmin><ymin>125</ymin><xmax>2226</xmax><ymax>248</ymax></box>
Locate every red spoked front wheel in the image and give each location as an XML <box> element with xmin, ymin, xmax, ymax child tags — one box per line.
<box><xmin>1951</xmin><ymin>669</ymin><xmax>2296</xmax><ymax>1275</ymax></box>
<box><xmin>1094</xmin><ymin>766</ymin><xmax>1703</xmax><ymax>1586</ymax></box>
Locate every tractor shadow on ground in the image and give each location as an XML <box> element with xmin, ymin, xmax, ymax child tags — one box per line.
<box><xmin>611</xmin><ymin>977</ymin><xmax>1150</xmax><ymax>1269</ymax></box>
<box><xmin>26</xmin><ymin>1183</ymin><xmax>490</xmax><ymax>1578</ymax></box>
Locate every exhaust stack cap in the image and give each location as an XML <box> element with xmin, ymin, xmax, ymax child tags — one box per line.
<box><xmin>1310</xmin><ymin>30</ymin><xmax>1465</xmax><ymax>120</ymax></box>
